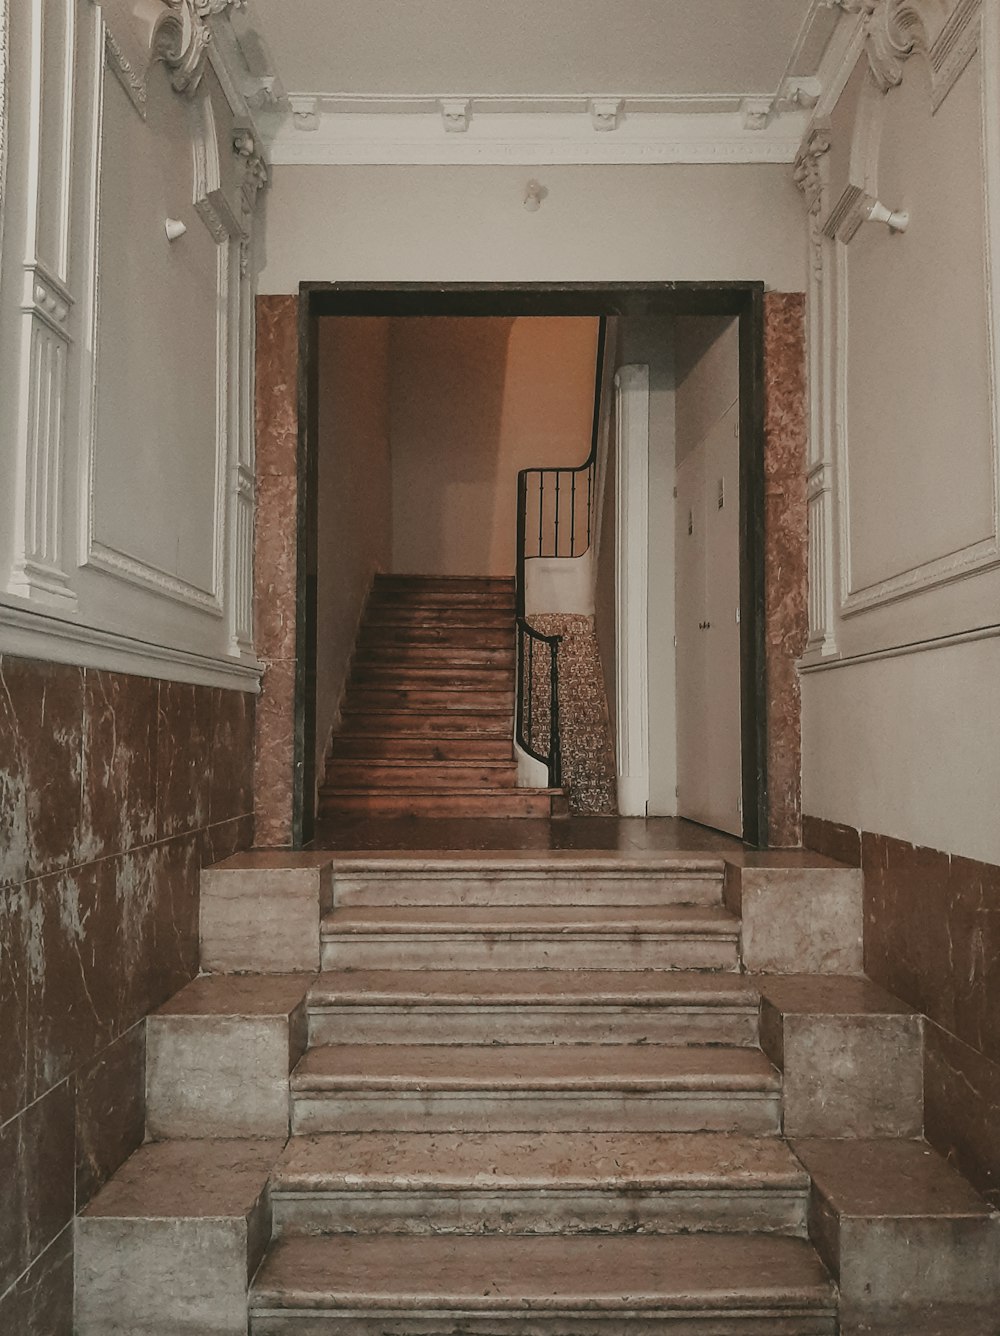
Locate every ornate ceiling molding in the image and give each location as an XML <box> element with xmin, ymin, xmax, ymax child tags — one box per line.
<box><xmin>100</xmin><ymin>0</ymin><xmax>245</xmax><ymax>107</ymax></box>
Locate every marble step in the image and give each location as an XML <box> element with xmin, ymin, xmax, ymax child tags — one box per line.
<box><xmin>76</xmin><ymin>1138</ymin><xmax>279</xmax><ymax>1336</ymax></box>
<box><xmin>320</xmin><ymin>905</ymin><xmax>740</xmax><ymax>972</ymax></box>
<box><xmin>317</xmin><ymin>786</ymin><xmax>566</xmax><ymax>820</ymax></box>
<box><xmin>249</xmin><ymin>1233</ymin><xmax>837</xmax><ymax>1335</ymax></box>
<box><xmin>791</xmin><ymin>1137</ymin><xmax>1000</xmax><ymax>1334</ymax></box>
<box><xmin>307</xmin><ymin>969</ymin><xmax>760</xmax><ymax>1046</ymax></box>
<box><xmin>269</xmin><ymin>1131</ymin><xmax>810</xmax><ymax>1237</ymax></box>
<box><xmin>329</xmin><ymin>856</ymin><xmax>726</xmax><ymax>908</ymax></box>
<box><xmin>290</xmin><ymin>1043</ymin><xmax>783</xmax><ymax>1135</ymax></box>
<box><xmin>373</xmin><ymin>576</ymin><xmax>515</xmax><ymax>595</ymax></box>
<box><xmin>331</xmin><ymin>733</ymin><xmax>515</xmax><ymax>762</ymax></box>
<box><xmin>323</xmin><ymin>759</ymin><xmax>518</xmax><ymax>790</ymax></box>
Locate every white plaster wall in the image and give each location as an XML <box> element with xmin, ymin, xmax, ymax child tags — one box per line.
<box><xmin>388</xmin><ymin>316</ymin><xmax>599</xmax><ymax>576</ymax></box>
<box><xmin>258</xmin><ymin>164</ymin><xmax>807</xmax><ymax>292</ymax></box>
<box><xmin>0</xmin><ymin>3</ymin><xmax>263</xmax><ymax>689</ymax></box>
<box><xmin>802</xmin><ymin>638</ymin><xmax>1000</xmax><ymax>866</ymax></box>
<box><xmin>315</xmin><ymin>317</ymin><xmax>393</xmax><ymax>783</ymax></box>
<box><xmin>614</xmin><ymin>318</ymin><xmax>678</xmax><ymax>816</ymax></box>
<box><xmin>800</xmin><ymin>3</ymin><xmax>1000</xmax><ymax>860</ymax></box>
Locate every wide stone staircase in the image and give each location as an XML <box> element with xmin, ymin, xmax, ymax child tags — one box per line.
<box><xmin>319</xmin><ymin>575</ymin><xmax>567</xmax><ymax>819</ymax></box>
<box><xmin>74</xmin><ymin>850</ymin><xmax>1000</xmax><ymax>1335</ymax></box>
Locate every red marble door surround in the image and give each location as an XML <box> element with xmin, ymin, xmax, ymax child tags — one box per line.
<box><xmin>0</xmin><ymin>654</ymin><xmax>255</xmax><ymax>1332</ymax></box>
<box><xmin>763</xmin><ymin>292</ymin><xmax>809</xmax><ymax>848</ymax></box>
<box><xmin>805</xmin><ymin>816</ymin><xmax>1000</xmax><ymax>1209</ymax></box>
<box><xmin>252</xmin><ymin>292</ymin><xmax>809</xmax><ymax>846</ymax></box>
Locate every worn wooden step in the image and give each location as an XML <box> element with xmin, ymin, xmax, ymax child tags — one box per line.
<box><xmin>374</xmin><ymin>575</ymin><xmax>514</xmax><ymax>595</ymax></box>
<box><xmin>324</xmin><ymin>760</ymin><xmax>517</xmax><ymax>790</ymax></box>
<box><xmin>369</xmin><ymin>591</ymin><xmax>516</xmax><ymax>611</ymax></box>
<box><xmin>364</xmin><ymin>606</ymin><xmax>514</xmax><ymax>629</ymax></box>
<box><xmin>290</xmin><ymin>1043</ymin><xmax>783</xmax><ymax>1135</ymax></box>
<box><xmin>350</xmin><ymin>665</ymin><xmax>514</xmax><ymax>691</ymax></box>
<box><xmin>339</xmin><ymin>707</ymin><xmax>512</xmax><ymax>735</ymax></box>
<box><xmin>319</xmin><ymin>905</ymin><xmax>740</xmax><ymax>972</ymax></box>
<box><xmin>328</xmin><ymin>857</ymin><xmax>726</xmax><ymax>908</ymax></box>
<box><xmin>345</xmin><ymin>685</ymin><xmax>514</xmax><ymax>711</ymax></box>
<box><xmin>306</xmin><ymin>969</ymin><xmax>760</xmax><ymax>1046</ymax></box>
<box><xmin>360</xmin><ymin>624</ymin><xmax>513</xmax><ymax>649</ymax></box>
<box><xmin>268</xmin><ymin>1131</ymin><xmax>809</xmax><ymax>1238</ymax></box>
<box><xmin>317</xmin><ymin>787</ymin><xmax>565</xmax><ymax>820</ymax></box>
<box><xmin>354</xmin><ymin>644</ymin><xmax>516</xmax><ymax>668</ymax></box>
<box><xmin>249</xmin><ymin>1230</ymin><xmax>838</xmax><ymax>1335</ymax></box>
<box><xmin>331</xmin><ymin>734</ymin><xmax>514</xmax><ymax>762</ymax></box>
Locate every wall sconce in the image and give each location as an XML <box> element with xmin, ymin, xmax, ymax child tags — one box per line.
<box><xmin>523</xmin><ymin>179</ymin><xmax>547</xmax><ymax>212</ymax></box>
<box><xmin>867</xmin><ymin>199</ymin><xmax>910</xmax><ymax>233</ymax></box>
<box><xmin>164</xmin><ymin>218</ymin><xmax>187</xmax><ymax>242</ymax></box>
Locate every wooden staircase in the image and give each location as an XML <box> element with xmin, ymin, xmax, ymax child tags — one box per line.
<box><xmin>319</xmin><ymin>575</ymin><xmax>567</xmax><ymax>819</ymax></box>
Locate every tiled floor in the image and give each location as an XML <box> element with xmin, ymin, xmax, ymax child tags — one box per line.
<box><xmin>308</xmin><ymin>815</ymin><xmax>746</xmax><ymax>854</ymax></box>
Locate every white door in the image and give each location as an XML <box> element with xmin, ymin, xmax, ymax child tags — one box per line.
<box><xmin>675</xmin><ymin>402</ymin><xmax>742</xmax><ymax>836</ymax></box>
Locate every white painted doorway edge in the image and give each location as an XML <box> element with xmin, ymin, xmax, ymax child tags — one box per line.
<box><xmin>614</xmin><ymin>364</ymin><xmax>650</xmax><ymax>816</ymax></box>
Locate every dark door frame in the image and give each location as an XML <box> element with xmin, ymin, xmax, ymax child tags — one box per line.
<box><xmin>293</xmin><ymin>280</ymin><xmax>769</xmax><ymax>848</ymax></box>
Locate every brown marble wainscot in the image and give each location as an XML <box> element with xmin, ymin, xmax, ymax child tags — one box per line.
<box><xmin>804</xmin><ymin>814</ymin><xmax>1000</xmax><ymax>1206</ymax></box>
<box><xmin>763</xmin><ymin>292</ymin><xmax>808</xmax><ymax>849</ymax></box>
<box><xmin>0</xmin><ymin>652</ymin><xmax>256</xmax><ymax>1334</ymax></box>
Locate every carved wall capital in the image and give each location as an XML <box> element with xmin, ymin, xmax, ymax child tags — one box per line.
<box><xmin>233</xmin><ymin>128</ymin><xmax>268</xmax><ymax>214</ymax></box>
<box><xmin>794</xmin><ymin>123</ymin><xmax>833</xmax><ymax>214</ymax></box>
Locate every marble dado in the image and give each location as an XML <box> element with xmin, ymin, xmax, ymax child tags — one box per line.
<box><xmin>805</xmin><ymin>814</ymin><xmax>1000</xmax><ymax>1207</ymax></box>
<box><xmin>0</xmin><ymin>652</ymin><xmax>255</xmax><ymax>1333</ymax></box>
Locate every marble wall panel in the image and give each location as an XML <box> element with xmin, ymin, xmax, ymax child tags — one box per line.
<box><xmin>763</xmin><ymin>292</ymin><xmax>809</xmax><ymax>848</ymax></box>
<box><xmin>0</xmin><ymin>652</ymin><xmax>255</xmax><ymax>1329</ymax></box>
<box><xmin>925</xmin><ymin>1021</ymin><xmax>1000</xmax><ymax>1209</ymax></box>
<box><xmin>254</xmin><ymin>295</ymin><xmax>300</xmax><ymax>847</ymax></box>
<box><xmin>0</xmin><ymin>1227</ymin><xmax>74</xmax><ymax>1336</ymax></box>
<box><xmin>804</xmin><ymin>813</ymin><xmax>1000</xmax><ymax>1206</ymax></box>
<box><xmin>76</xmin><ymin>1023</ymin><xmax>146</xmax><ymax>1207</ymax></box>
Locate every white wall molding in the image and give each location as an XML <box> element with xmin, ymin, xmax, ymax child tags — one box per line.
<box><xmin>192</xmin><ymin>89</ymin><xmax>241</xmax><ymax>241</ymax></box>
<box><xmin>6</xmin><ymin>1</ymin><xmax>78</xmax><ymax>609</ymax></box>
<box><xmin>0</xmin><ymin>0</ymin><xmax>9</xmax><ymax>269</ymax></box>
<box><xmin>799</xmin><ymin>619</ymin><xmax>1000</xmax><ymax>672</ymax></box>
<box><xmin>264</xmin><ymin>103</ymin><xmax>809</xmax><ymax>167</ymax></box>
<box><xmin>613</xmin><ymin>365</ymin><xmax>650</xmax><ymax>817</ymax></box>
<box><xmin>0</xmin><ymin>600</ymin><xmax>261</xmax><ymax>690</ymax></box>
<box><xmin>834</xmin><ymin>0</ymin><xmax>1000</xmax><ymax>615</ymax></box>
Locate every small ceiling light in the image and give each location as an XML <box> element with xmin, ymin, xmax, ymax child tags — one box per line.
<box><xmin>523</xmin><ymin>179</ymin><xmax>547</xmax><ymax>212</ymax></box>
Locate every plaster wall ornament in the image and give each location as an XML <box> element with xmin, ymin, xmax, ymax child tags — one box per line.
<box><xmin>795</xmin><ymin>123</ymin><xmax>834</xmax><ymax>281</ymax></box>
<box><xmin>440</xmin><ymin>98</ymin><xmax>471</xmax><ymax>133</ymax></box>
<box><xmin>289</xmin><ymin>94</ymin><xmax>320</xmax><ymax>130</ymax></box>
<box><xmin>741</xmin><ymin>97</ymin><xmax>775</xmax><ymax>130</ymax></box>
<box><xmin>234</xmin><ymin>127</ymin><xmax>268</xmax><ymax>215</ymax></box>
<box><xmin>589</xmin><ymin>98</ymin><xmax>624</xmax><ymax>132</ymax></box>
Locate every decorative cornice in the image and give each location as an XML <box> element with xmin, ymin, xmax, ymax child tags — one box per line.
<box><xmin>264</xmin><ymin>104</ymin><xmax>810</xmax><ymax>167</ymax></box>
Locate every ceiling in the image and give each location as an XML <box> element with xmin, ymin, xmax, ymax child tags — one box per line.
<box><xmin>231</xmin><ymin>1</ymin><xmax>843</xmax><ymax>166</ymax></box>
<box><xmin>241</xmin><ymin>0</ymin><xmax>837</xmax><ymax>101</ymax></box>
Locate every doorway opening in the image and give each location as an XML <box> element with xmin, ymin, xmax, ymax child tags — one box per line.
<box><xmin>293</xmin><ymin>283</ymin><xmax>767</xmax><ymax>848</ymax></box>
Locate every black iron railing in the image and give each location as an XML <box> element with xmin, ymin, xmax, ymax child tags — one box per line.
<box><xmin>514</xmin><ymin>319</ymin><xmax>607</xmax><ymax>788</ymax></box>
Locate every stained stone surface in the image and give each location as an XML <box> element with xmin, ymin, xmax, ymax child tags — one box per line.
<box><xmin>0</xmin><ymin>652</ymin><xmax>255</xmax><ymax>1331</ymax></box>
